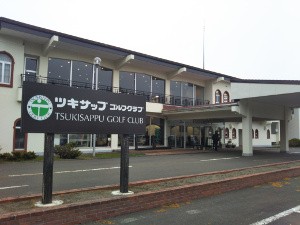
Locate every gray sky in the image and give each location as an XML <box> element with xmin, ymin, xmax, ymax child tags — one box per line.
<box><xmin>2</xmin><ymin>0</ymin><xmax>300</xmax><ymax>80</ymax></box>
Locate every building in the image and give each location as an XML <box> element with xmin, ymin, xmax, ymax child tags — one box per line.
<box><xmin>1</xmin><ymin>17</ymin><xmax>300</xmax><ymax>156</ymax></box>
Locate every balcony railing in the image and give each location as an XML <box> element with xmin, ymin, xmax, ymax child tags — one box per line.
<box><xmin>21</xmin><ymin>74</ymin><xmax>210</xmax><ymax>106</ymax></box>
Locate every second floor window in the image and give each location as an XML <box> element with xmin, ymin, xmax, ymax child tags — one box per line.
<box><xmin>25</xmin><ymin>56</ymin><xmax>38</xmax><ymax>76</ymax></box>
<box><xmin>47</xmin><ymin>58</ymin><xmax>112</xmax><ymax>88</ymax></box>
<box><xmin>215</xmin><ymin>90</ymin><xmax>221</xmax><ymax>104</ymax></box>
<box><xmin>170</xmin><ymin>81</ymin><xmax>204</xmax><ymax>106</ymax></box>
<box><xmin>0</xmin><ymin>52</ymin><xmax>14</xmax><ymax>87</ymax></box>
<box><xmin>120</xmin><ymin>71</ymin><xmax>165</xmax><ymax>96</ymax></box>
<box><xmin>223</xmin><ymin>91</ymin><xmax>229</xmax><ymax>103</ymax></box>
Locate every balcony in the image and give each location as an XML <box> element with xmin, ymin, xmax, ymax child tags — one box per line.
<box><xmin>19</xmin><ymin>74</ymin><xmax>209</xmax><ymax>107</ymax></box>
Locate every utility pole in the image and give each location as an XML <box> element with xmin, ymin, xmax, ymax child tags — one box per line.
<box><xmin>202</xmin><ymin>23</ymin><xmax>205</xmax><ymax>70</ymax></box>
<box><xmin>93</xmin><ymin>57</ymin><xmax>101</xmax><ymax>157</ymax></box>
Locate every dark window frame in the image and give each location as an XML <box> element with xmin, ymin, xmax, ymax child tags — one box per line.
<box><xmin>24</xmin><ymin>55</ymin><xmax>39</xmax><ymax>76</ymax></box>
<box><xmin>232</xmin><ymin>128</ymin><xmax>236</xmax><ymax>139</ymax></box>
<box><xmin>224</xmin><ymin>128</ymin><xmax>229</xmax><ymax>139</ymax></box>
<box><xmin>223</xmin><ymin>91</ymin><xmax>230</xmax><ymax>103</ymax></box>
<box><xmin>255</xmin><ymin>129</ymin><xmax>259</xmax><ymax>139</ymax></box>
<box><xmin>13</xmin><ymin>118</ymin><xmax>27</xmax><ymax>151</ymax></box>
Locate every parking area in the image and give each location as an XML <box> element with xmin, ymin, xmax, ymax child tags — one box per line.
<box><xmin>86</xmin><ymin>176</ymin><xmax>300</xmax><ymax>225</ymax></box>
<box><xmin>1</xmin><ymin>147</ymin><xmax>300</xmax><ymax>199</ymax></box>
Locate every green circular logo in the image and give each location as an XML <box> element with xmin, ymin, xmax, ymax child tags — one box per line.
<box><xmin>27</xmin><ymin>95</ymin><xmax>53</xmax><ymax>121</ymax></box>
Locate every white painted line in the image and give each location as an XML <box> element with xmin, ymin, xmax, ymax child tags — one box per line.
<box><xmin>9</xmin><ymin>172</ymin><xmax>43</xmax><ymax>177</ymax></box>
<box><xmin>0</xmin><ymin>185</ymin><xmax>29</xmax><ymax>190</ymax></box>
<box><xmin>250</xmin><ymin>205</ymin><xmax>300</xmax><ymax>225</ymax></box>
<box><xmin>200</xmin><ymin>157</ymin><xmax>240</xmax><ymax>162</ymax></box>
<box><xmin>120</xmin><ymin>216</ymin><xmax>145</xmax><ymax>224</ymax></box>
<box><xmin>186</xmin><ymin>209</ymin><xmax>202</xmax><ymax>215</ymax></box>
<box><xmin>121</xmin><ymin>218</ymin><xmax>139</xmax><ymax>223</ymax></box>
<box><xmin>9</xmin><ymin>166</ymin><xmax>133</xmax><ymax>177</ymax></box>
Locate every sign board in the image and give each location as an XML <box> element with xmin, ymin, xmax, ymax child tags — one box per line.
<box><xmin>21</xmin><ymin>82</ymin><xmax>146</xmax><ymax>134</ymax></box>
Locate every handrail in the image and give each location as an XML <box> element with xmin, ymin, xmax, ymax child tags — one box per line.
<box><xmin>20</xmin><ymin>74</ymin><xmax>210</xmax><ymax>106</ymax></box>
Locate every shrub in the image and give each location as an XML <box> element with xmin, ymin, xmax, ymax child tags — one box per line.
<box><xmin>0</xmin><ymin>153</ymin><xmax>13</xmax><ymax>160</ymax></box>
<box><xmin>54</xmin><ymin>142</ymin><xmax>82</xmax><ymax>159</ymax></box>
<box><xmin>0</xmin><ymin>151</ymin><xmax>37</xmax><ymax>161</ymax></box>
<box><xmin>12</xmin><ymin>151</ymin><xmax>23</xmax><ymax>161</ymax></box>
<box><xmin>23</xmin><ymin>151</ymin><xmax>38</xmax><ymax>160</ymax></box>
<box><xmin>289</xmin><ymin>138</ymin><xmax>300</xmax><ymax>147</ymax></box>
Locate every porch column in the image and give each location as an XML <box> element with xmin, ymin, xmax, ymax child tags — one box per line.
<box><xmin>112</xmin><ymin>69</ymin><xmax>119</xmax><ymax>89</ymax></box>
<box><xmin>111</xmin><ymin>134</ymin><xmax>118</xmax><ymax>149</ymax></box>
<box><xmin>111</xmin><ymin>70</ymin><xmax>120</xmax><ymax>150</ymax></box>
<box><xmin>165</xmin><ymin>80</ymin><xmax>171</xmax><ymax>104</ymax></box>
<box><xmin>183</xmin><ymin>122</ymin><xmax>186</xmax><ymax>148</ymax></box>
<box><xmin>280</xmin><ymin>107</ymin><xmax>290</xmax><ymax>153</ymax></box>
<box><xmin>242</xmin><ymin>107</ymin><xmax>253</xmax><ymax>156</ymax></box>
<box><xmin>164</xmin><ymin>119</ymin><xmax>170</xmax><ymax>147</ymax></box>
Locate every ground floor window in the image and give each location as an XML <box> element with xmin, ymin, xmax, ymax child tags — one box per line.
<box><xmin>117</xmin><ymin>117</ymin><xmax>165</xmax><ymax>147</ymax></box>
<box><xmin>95</xmin><ymin>134</ymin><xmax>110</xmax><ymax>146</ymax></box>
<box><xmin>13</xmin><ymin>119</ymin><xmax>27</xmax><ymax>151</ymax></box>
<box><xmin>255</xmin><ymin>129</ymin><xmax>259</xmax><ymax>139</ymax></box>
<box><xmin>53</xmin><ymin>117</ymin><xmax>164</xmax><ymax>148</ymax></box>
<box><xmin>69</xmin><ymin>134</ymin><xmax>91</xmax><ymax>147</ymax></box>
<box><xmin>169</xmin><ymin>124</ymin><xmax>203</xmax><ymax>148</ymax></box>
<box><xmin>267</xmin><ymin>129</ymin><xmax>270</xmax><ymax>139</ymax></box>
<box><xmin>54</xmin><ymin>134</ymin><xmax>111</xmax><ymax>147</ymax></box>
<box><xmin>224</xmin><ymin>128</ymin><xmax>229</xmax><ymax>139</ymax></box>
<box><xmin>232</xmin><ymin>128</ymin><xmax>236</xmax><ymax>139</ymax></box>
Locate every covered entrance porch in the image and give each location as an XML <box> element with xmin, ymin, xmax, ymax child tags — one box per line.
<box><xmin>163</xmin><ymin>80</ymin><xmax>300</xmax><ymax>156</ymax></box>
<box><xmin>167</xmin><ymin>119</ymin><xmax>227</xmax><ymax>149</ymax></box>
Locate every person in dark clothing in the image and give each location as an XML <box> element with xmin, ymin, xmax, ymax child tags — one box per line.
<box><xmin>212</xmin><ymin>131</ymin><xmax>219</xmax><ymax>151</ymax></box>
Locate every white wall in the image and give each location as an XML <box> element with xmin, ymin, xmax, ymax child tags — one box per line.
<box><xmin>289</xmin><ymin>108</ymin><xmax>300</xmax><ymax>139</ymax></box>
<box><xmin>211</xmin><ymin>80</ymin><xmax>231</xmax><ymax>104</ymax></box>
<box><xmin>224</xmin><ymin>121</ymin><xmax>278</xmax><ymax>147</ymax></box>
<box><xmin>0</xmin><ymin>35</ymin><xmax>25</xmax><ymax>153</ymax></box>
<box><xmin>231</xmin><ymin>82</ymin><xmax>300</xmax><ymax>99</ymax></box>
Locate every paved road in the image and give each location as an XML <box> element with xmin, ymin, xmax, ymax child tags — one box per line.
<box><xmin>1</xmin><ymin>149</ymin><xmax>300</xmax><ymax>198</ymax></box>
<box><xmin>90</xmin><ymin>176</ymin><xmax>300</xmax><ymax>225</ymax></box>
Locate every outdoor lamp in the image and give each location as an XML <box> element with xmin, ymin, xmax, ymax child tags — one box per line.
<box><xmin>93</xmin><ymin>57</ymin><xmax>101</xmax><ymax>67</ymax></box>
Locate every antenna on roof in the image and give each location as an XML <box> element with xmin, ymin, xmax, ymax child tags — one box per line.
<box><xmin>202</xmin><ymin>20</ymin><xmax>205</xmax><ymax>70</ymax></box>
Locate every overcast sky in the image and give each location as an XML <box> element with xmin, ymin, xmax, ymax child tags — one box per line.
<box><xmin>2</xmin><ymin>0</ymin><xmax>300</xmax><ymax>80</ymax></box>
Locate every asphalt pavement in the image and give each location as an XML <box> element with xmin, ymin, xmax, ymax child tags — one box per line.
<box><xmin>1</xmin><ymin>148</ymin><xmax>300</xmax><ymax>199</ymax></box>
<box><xmin>90</xmin><ymin>176</ymin><xmax>300</xmax><ymax>225</ymax></box>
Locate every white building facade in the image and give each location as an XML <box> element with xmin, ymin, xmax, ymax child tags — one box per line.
<box><xmin>0</xmin><ymin>17</ymin><xmax>299</xmax><ymax>156</ymax></box>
